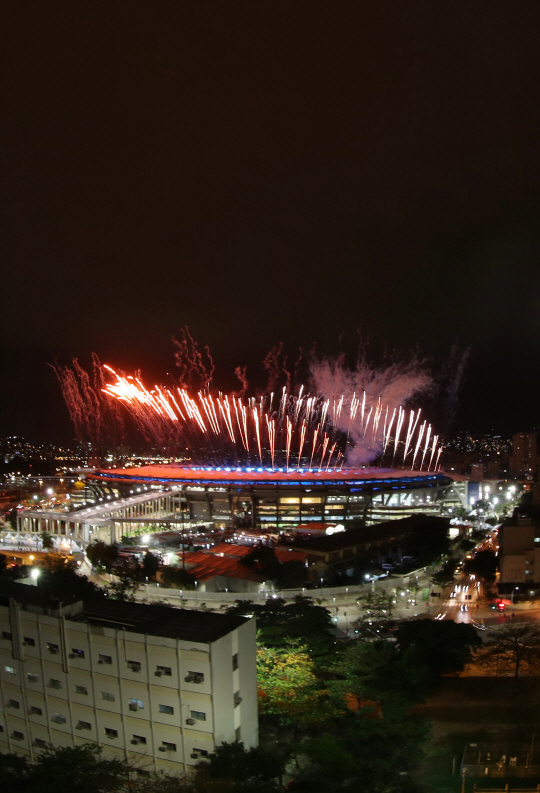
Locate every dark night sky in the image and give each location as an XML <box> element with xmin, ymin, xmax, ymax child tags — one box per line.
<box><xmin>2</xmin><ymin>2</ymin><xmax>540</xmax><ymax>443</ymax></box>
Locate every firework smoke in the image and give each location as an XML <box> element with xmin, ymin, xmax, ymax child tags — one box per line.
<box><xmin>309</xmin><ymin>351</ymin><xmax>432</xmax><ymax>464</ymax></box>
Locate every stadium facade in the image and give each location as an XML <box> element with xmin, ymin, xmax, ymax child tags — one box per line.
<box><xmin>16</xmin><ymin>465</ymin><xmax>469</xmax><ymax>546</ymax></box>
<box><xmin>89</xmin><ymin>465</ymin><xmax>467</xmax><ymax>530</ymax></box>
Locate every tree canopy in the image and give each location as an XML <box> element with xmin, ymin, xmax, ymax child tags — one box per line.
<box><xmin>257</xmin><ymin>643</ymin><xmax>331</xmax><ymax>728</ymax></box>
<box><xmin>240</xmin><ymin>546</ymin><xmax>308</xmax><ymax>589</ymax></box>
<box><xmin>463</xmin><ymin>549</ymin><xmax>498</xmax><ymax>583</ymax></box>
<box><xmin>226</xmin><ymin>595</ymin><xmax>334</xmax><ymax>655</ymax></box>
<box><xmin>0</xmin><ymin>744</ymin><xmax>129</xmax><ymax>793</ymax></box>
<box><xmin>396</xmin><ymin>619</ymin><xmax>481</xmax><ymax>678</ymax></box>
<box><xmin>86</xmin><ymin>541</ymin><xmax>119</xmax><ymax>572</ymax></box>
<box><xmin>478</xmin><ymin>621</ymin><xmax>540</xmax><ymax>677</ymax></box>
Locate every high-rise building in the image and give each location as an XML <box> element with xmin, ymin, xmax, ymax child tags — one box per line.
<box><xmin>509</xmin><ymin>432</ymin><xmax>538</xmax><ymax>480</ymax></box>
<box><xmin>0</xmin><ymin>586</ymin><xmax>257</xmax><ymax>771</ymax></box>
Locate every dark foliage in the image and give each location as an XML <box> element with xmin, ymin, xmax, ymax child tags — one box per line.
<box><xmin>227</xmin><ymin>595</ymin><xmax>334</xmax><ymax>655</ymax></box>
<box><xmin>396</xmin><ymin>618</ymin><xmax>481</xmax><ymax>678</ymax></box>
<box><xmin>463</xmin><ymin>549</ymin><xmax>498</xmax><ymax>583</ymax></box>
<box><xmin>0</xmin><ymin>744</ymin><xmax>129</xmax><ymax>793</ymax></box>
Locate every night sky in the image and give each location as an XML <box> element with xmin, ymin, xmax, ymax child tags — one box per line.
<box><xmin>3</xmin><ymin>2</ymin><xmax>540</xmax><ymax>443</ymax></box>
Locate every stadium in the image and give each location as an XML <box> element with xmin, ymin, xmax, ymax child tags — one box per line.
<box><xmin>86</xmin><ymin>464</ymin><xmax>468</xmax><ymax>530</ymax></box>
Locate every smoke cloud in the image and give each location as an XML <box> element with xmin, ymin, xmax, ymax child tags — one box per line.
<box><xmin>310</xmin><ymin>351</ymin><xmax>433</xmax><ymax>465</ymax></box>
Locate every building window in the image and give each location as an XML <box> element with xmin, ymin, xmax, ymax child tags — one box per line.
<box><xmin>190</xmin><ymin>710</ymin><xmax>206</xmax><ymax>721</ymax></box>
<box><xmin>235</xmin><ymin>727</ymin><xmax>241</xmax><ymax>742</ymax></box>
<box><xmin>159</xmin><ymin>704</ymin><xmax>174</xmax><ymax>715</ymax></box>
<box><xmin>129</xmin><ymin>698</ymin><xmax>144</xmax><ymax>711</ymax></box>
<box><xmin>156</xmin><ymin>665</ymin><xmax>172</xmax><ymax>677</ymax></box>
<box><xmin>2</xmin><ymin>631</ymin><xmax>12</xmax><ymax>641</ymax></box>
<box><xmin>98</xmin><ymin>654</ymin><xmax>112</xmax><ymax>665</ymax></box>
<box><xmin>127</xmin><ymin>660</ymin><xmax>141</xmax><ymax>672</ymax></box>
<box><xmin>105</xmin><ymin>728</ymin><xmax>118</xmax><ymax>739</ymax></box>
<box><xmin>232</xmin><ymin>653</ymin><xmax>238</xmax><ymax>671</ymax></box>
<box><xmin>51</xmin><ymin>714</ymin><xmax>66</xmax><ymax>724</ymax></box>
<box><xmin>5</xmin><ymin>666</ymin><xmax>15</xmax><ymax>675</ymax></box>
<box><xmin>160</xmin><ymin>741</ymin><xmax>176</xmax><ymax>752</ymax></box>
<box><xmin>48</xmin><ymin>679</ymin><xmax>61</xmax><ymax>690</ymax></box>
<box><xmin>185</xmin><ymin>671</ymin><xmax>204</xmax><ymax>684</ymax></box>
<box><xmin>75</xmin><ymin>685</ymin><xmax>88</xmax><ymax>695</ymax></box>
<box><xmin>29</xmin><ymin>706</ymin><xmax>42</xmax><ymax>715</ymax></box>
<box><xmin>101</xmin><ymin>691</ymin><xmax>115</xmax><ymax>702</ymax></box>
<box><xmin>47</xmin><ymin>643</ymin><xmax>59</xmax><ymax>655</ymax></box>
<box><xmin>193</xmin><ymin>747</ymin><xmax>209</xmax><ymax>757</ymax></box>
<box><xmin>131</xmin><ymin>734</ymin><xmax>147</xmax><ymax>745</ymax></box>
<box><xmin>234</xmin><ymin>691</ymin><xmax>242</xmax><ymax>707</ymax></box>
<box><xmin>33</xmin><ymin>738</ymin><xmax>47</xmax><ymax>748</ymax></box>
<box><xmin>77</xmin><ymin>721</ymin><xmax>92</xmax><ymax>730</ymax></box>
<box><xmin>11</xmin><ymin>731</ymin><xmax>24</xmax><ymax>741</ymax></box>
<box><xmin>27</xmin><ymin>673</ymin><xmax>39</xmax><ymax>683</ymax></box>
<box><xmin>7</xmin><ymin>699</ymin><xmax>19</xmax><ymax>709</ymax></box>
<box><xmin>71</xmin><ymin>648</ymin><xmax>85</xmax><ymax>659</ymax></box>
<box><xmin>23</xmin><ymin>637</ymin><xmax>35</xmax><ymax>647</ymax></box>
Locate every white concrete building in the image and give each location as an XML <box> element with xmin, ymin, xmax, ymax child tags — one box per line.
<box><xmin>0</xmin><ymin>585</ymin><xmax>257</xmax><ymax>772</ymax></box>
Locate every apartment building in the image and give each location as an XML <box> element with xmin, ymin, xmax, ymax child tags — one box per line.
<box><xmin>0</xmin><ymin>585</ymin><xmax>257</xmax><ymax>772</ymax></box>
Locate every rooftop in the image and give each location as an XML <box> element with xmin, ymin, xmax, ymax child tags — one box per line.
<box><xmin>0</xmin><ymin>582</ymin><xmax>248</xmax><ymax>643</ymax></box>
<box><xmin>287</xmin><ymin>514</ymin><xmax>450</xmax><ymax>553</ymax></box>
<box><xmin>79</xmin><ymin>598</ymin><xmax>249</xmax><ymax>643</ymax></box>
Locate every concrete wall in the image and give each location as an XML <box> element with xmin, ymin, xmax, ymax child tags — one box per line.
<box><xmin>0</xmin><ymin>601</ymin><xmax>257</xmax><ymax>770</ymax></box>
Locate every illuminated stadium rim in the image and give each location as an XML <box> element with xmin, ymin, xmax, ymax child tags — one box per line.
<box><xmin>90</xmin><ymin>467</ymin><xmax>451</xmax><ymax>489</ymax></box>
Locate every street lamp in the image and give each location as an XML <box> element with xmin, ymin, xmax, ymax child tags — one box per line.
<box><xmin>511</xmin><ymin>586</ymin><xmax>519</xmax><ymax>605</ymax></box>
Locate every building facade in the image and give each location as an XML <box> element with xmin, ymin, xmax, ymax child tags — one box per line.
<box><xmin>498</xmin><ymin>518</ymin><xmax>540</xmax><ymax>592</ymax></box>
<box><xmin>509</xmin><ymin>432</ymin><xmax>539</xmax><ymax>480</ymax></box>
<box><xmin>0</xmin><ymin>588</ymin><xmax>257</xmax><ymax>771</ymax></box>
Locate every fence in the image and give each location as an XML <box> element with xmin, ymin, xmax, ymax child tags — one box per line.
<box><xmin>143</xmin><ymin>566</ymin><xmax>430</xmax><ymax>604</ymax></box>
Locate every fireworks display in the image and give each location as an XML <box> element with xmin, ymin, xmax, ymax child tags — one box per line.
<box><xmin>53</xmin><ymin>332</ymin><xmax>443</xmax><ymax>471</ymax></box>
<box><xmin>93</xmin><ymin>365</ymin><xmax>442</xmax><ymax>472</ymax></box>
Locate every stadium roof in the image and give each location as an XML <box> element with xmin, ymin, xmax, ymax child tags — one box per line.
<box><xmin>90</xmin><ymin>464</ymin><xmax>450</xmax><ymax>489</ymax></box>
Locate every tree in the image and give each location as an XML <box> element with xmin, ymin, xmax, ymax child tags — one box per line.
<box><xmin>241</xmin><ymin>545</ymin><xmax>280</xmax><ymax>575</ymax></box>
<box><xmin>106</xmin><ymin>579</ymin><xmax>140</xmax><ymax>601</ymax></box>
<box><xmin>404</xmin><ymin>515</ymin><xmax>450</xmax><ymax>565</ymax></box>
<box><xmin>41</xmin><ymin>552</ymin><xmax>77</xmax><ymax>573</ymax></box>
<box><xmin>354</xmin><ymin>591</ymin><xmax>396</xmax><ymax>637</ymax></box>
<box><xmin>396</xmin><ymin>619</ymin><xmax>481</xmax><ymax>678</ymax></box>
<box><xmin>227</xmin><ymin>596</ymin><xmax>334</xmax><ymax>655</ymax></box>
<box><xmin>479</xmin><ymin>621</ymin><xmax>540</xmax><ymax>678</ymax></box>
<box><xmin>463</xmin><ymin>549</ymin><xmax>498</xmax><ymax>583</ymax></box>
<box><xmin>430</xmin><ymin>557</ymin><xmax>457</xmax><ymax>588</ymax></box>
<box><xmin>356</xmin><ymin>590</ymin><xmax>394</xmax><ymax>620</ymax></box>
<box><xmin>41</xmin><ymin>531</ymin><xmax>54</xmax><ymax>551</ymax></box>
<box><xmin>160</xmin><ymin>566</ymin><xmax>196</xmax><ymax>589</ymax></box>
<box><xmin>240</xmin><ymin>546</ymin><xmax>308</xmax><ymax>589</ymax></box>
<box><xmin>457</xmin><ymin>537</ymin><xmax>475</xmax><ymax>552</ymax></box>
<box><xmin>195</xmin><ymin>741</ymin><xmax>285</xmax><ymax>792</ymax></box>
<box><xmin>0</xmin><ymin>744</ymin><xmax>130</xmax><ymax>793</ymax></box>
<box><xmin>86</xmin><ymin>541</ymin><xmax>119</xmax><ymax>572</ymax></box>
<box><xmin>257</xmin><ymin>643</ymin><xmax>331</xmax><ymax>728</ymax></box>
<box><xmin>105</xmin><ymin>557</ymin><xmax>145</xmax><ymax>601</ymax></box>
<box><xmin>39</xmin><ymin>568</ymin><xmax>105</xmax><ymax>602</ymax></box>
<box><xmin>326</xmin><ymin>638</ymin><xmax>432</xmax><ymax>707</ymax></box>
<box><xmin>142</xmin><ymin>550</ymin><xmax>159</xmax><ymax>579</ymax></box>
<box><xmin>272</xmin><ymin>560</ymin><xmax>309</xmax><ymax>589</ymax></box>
